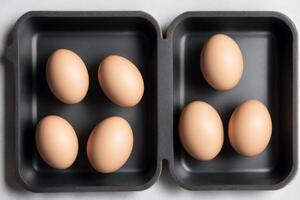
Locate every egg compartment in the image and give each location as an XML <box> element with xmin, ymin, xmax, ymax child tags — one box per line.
<box><xmin>8</xmin><ymin>11</ymin><xmax>160</xmax><ymax>192</ymax></box>
<box><xmin>168</xmin><ymin>12</ymin><xmax>297</xmax><ymax>190</ymax></box>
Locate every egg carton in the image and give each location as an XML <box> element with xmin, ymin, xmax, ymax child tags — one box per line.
<box><xmin>6</xmin><ymin>11</ymin><xmax>298</xmax><ymax>192</ymax></box>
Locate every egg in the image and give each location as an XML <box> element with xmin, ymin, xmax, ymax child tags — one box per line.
<box><xmin>98</xmin><ymin>55</ymin><xmax>144</xmax><ymax>107</ymax></box>
<box><xmin>35</xmin><ymin>115</ymin><xmax>79</xmax><ymax>169</ymax></box>
<box><xmin>87</xmin><ymin>116</ymin><xmax>133</xmax><ymax>173</ymax></box>
<box><xmin>228</xmin><ymin>99</ymin><xmax>272</xmax><ymax>157</ymax></box>
<box><xmin>46</xmin><ymin>49</ymin><xmax>89</xmax><ymax>104</ymax></box>
<box><xmin>200</xmin><ymin>34</ymin><xmax>243</xmax><ymax>91</ymax></box>
<box><xmin>179</xmin><ymin>101</ymin><xmax>224</xmax><ymax>161</ymax></box>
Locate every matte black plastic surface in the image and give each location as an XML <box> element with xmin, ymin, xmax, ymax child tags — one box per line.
<box><xmin>11</xmin><ymin>12</ymin><xmax>160</xmax><ymax>192</ymax></box>
<box><xmin>7</xmin><ymin>11</ymin><xmax>297</xmax><ymax>192</ymax></box>
<box><xmin>168</xmin><ymin>12</ymin><xmax>297</xmax><ymax>190</ymax></box>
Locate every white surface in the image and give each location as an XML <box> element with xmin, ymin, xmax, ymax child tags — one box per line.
<box><xmin>0</xmin><ymin>0</ymin><xmax>299</xmax><ymax>199</ymax></box>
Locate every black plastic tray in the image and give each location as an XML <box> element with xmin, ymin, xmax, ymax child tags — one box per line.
<box><xmin>6</xmin><ymin>11</ymin><xmax>298</xmax><ymax>192</ymax></box>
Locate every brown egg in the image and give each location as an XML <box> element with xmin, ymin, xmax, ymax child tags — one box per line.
<box><xmin>46</xmin><ymin>49</ymin><xmax>89</xmax><ymax>104</ymax></box>
<box><xmin>179</xmin><ymin>101</ymin><xmax>224</xmax><ymax>161</ymax></box>
<box><xmin>200</xmin><ymin>34</ymin><xmax>243</xmax><ymax>91</ymax></box>
<box><xmin>35</xmin><ymin>115</ymin><xmax>79</xmax><ymax>169</ymax></box>
<box><xmin>228</xmin><ymin>99</ymin><xmax>272</xmax><ymax>157</ymax></box>
<box><xmin>98</xmin><ymin>55</ymin><xmax>144</xmax><ymax>107</ymax></box>
<box><xmin>87</xmin><ymin>116</ymin><xmax>133</xmax><ymax>173</ymax></box>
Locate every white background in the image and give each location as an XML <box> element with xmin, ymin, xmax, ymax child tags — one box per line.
<box><xmin>0</xmin><ymin>0</ymin><xmax>299</xmax><ymax>199</ymax></box>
